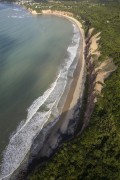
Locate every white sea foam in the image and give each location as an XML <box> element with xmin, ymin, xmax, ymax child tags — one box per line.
<box><xmin>8</xmin><ymin>15</ymin><xmax>24</xmax><ymax>19</ymax></box>
<box><xmin>13</xmin><ymin>8</ymin><xmax>21</xmax><ymax>12</ymax></box>
<box><xmin>8</xmin><ymin>7</ymin><xmax>30</xmax><ymax>19</ymax></box>
<box><xmin>0</xmin><ymin>23</ymin><xmax>80</xmax><ymax>180</ymax></box>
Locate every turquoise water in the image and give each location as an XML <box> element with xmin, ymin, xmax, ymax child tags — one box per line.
<box><xmin>0</xmin><ymin>2</ymin><xmax>80</xmax><ymax>178</ymax></box>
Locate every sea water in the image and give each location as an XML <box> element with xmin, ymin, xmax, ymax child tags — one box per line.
<box><xmin>0</xmin><ymin>2</ymin><xmax>80</xmax><ymax>179</ymax></box>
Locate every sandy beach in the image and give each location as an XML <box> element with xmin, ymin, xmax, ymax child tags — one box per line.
<box><xmin>41</xmin><ymin>10</ymin><xmax>86</xmax><ymax>133</ymax></box>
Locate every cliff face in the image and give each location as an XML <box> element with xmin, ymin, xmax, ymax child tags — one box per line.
<box><xmin>77</xmin><ymin>27</ymin><xmax>116</xmax><ymax>134</ymax></box>
<box><xmin>42</xmin><ymin>10</ymin><xmax>73</xmax><ymax>17</ymax></box>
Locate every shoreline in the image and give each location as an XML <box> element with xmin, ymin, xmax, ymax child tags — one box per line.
<box><xmin>41</xmin><ymin>10</ymin><xmax>86</xmax><ymax>133</ymax></box>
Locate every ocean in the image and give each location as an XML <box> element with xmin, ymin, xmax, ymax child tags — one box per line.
<box><xmin>0</xmin><ymin>2</ymin><xmax>80</xmax><ymax>179</ymax></box>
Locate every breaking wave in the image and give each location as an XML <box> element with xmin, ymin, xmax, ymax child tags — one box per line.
<box><xmin>0</xmin><ymin>24</ymin><xmax>80</xmax><ymax>179</ymax></box>
<box><xmin>8</xmin><ymin>15</ymin><xmax>24</xmax><ymax>18</ymax></box>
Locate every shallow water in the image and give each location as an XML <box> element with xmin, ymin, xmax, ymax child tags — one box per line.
<box><xmin>0</xmin><ymin>2</ymin><xmax>80</xmax><ymax>178</ymax></box>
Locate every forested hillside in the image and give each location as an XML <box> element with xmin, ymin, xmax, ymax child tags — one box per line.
<box><xmin>26</xmin><ymin>0</ymin><xmax>120</xmax><ymax>179</ymax></box>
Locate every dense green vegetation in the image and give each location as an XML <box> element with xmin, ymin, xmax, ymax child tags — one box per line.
<box><xmin>24</xmin><ymin>0</ymin><xmax>120</xmax><ymax>179</ymax></box>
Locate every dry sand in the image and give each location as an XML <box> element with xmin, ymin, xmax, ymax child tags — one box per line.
<box><xmin>89</xmin><ymin>28</ymin><xmax>101</xmax><ymax>57</ymax></box>
<box><xmin>28</xmin><ymin>8</ymin><xmax>37</xmax><ymax>15</ymax></box>
<box><xmin>88</xmin><ymin>29</ymin><xmax>116</xmax><ymax>94</ymax></box>
<box><xmin>94</xmin><ymin>58</ymin><xmax>116</xmax><ymax>94</ymax></box>
<box><xmin>86</xmin><ymin>28</ymin><xmax>116</xmax><ymax>96</ymax></box>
